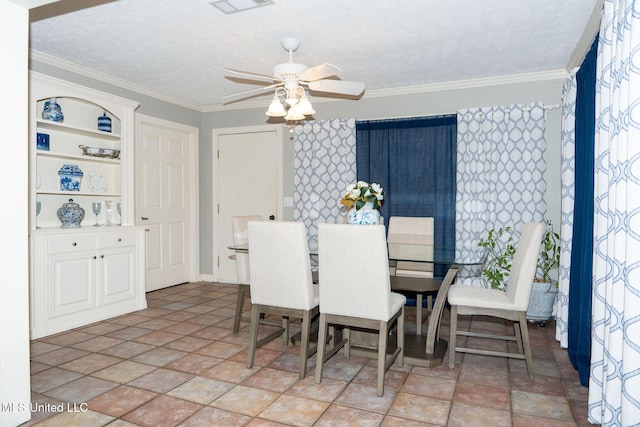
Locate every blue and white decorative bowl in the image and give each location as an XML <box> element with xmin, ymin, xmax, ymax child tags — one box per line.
<box><xmin>58</xmin><ymin>164</ymin><xmax>83</xmax><ymax>192</ymax></box>
<box><xmin>57</xmin><ymin>199</ymin><xmax>85</xmax><ymax>228</ymax></box>
<box><xmin>42</xmin><ymin>97</ymin><xmax>64</xmax><ymax>122</ymax></box>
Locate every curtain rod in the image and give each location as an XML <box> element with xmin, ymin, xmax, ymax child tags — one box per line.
<box><xmin>503</xmin><ymin>103</ymin><xmax>561</xmax><ymax>113</ymax></box>
<box><xmin>357</xmin><ymin>103</ymin><xmax>562</xmax><ymax>123</ymax></box>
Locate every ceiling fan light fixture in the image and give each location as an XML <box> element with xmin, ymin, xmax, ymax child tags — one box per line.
<box><xmin>297</xmin><ymin>91</ymin><xmax>315</xmax><ymax>115</ymax></box>
<box><xmin>285</xmin><ymin>105</ymin><xmax>305</xmax><ymax>121</ymax></box>
<box><xmin>265</xmin><ymin>86</ymin><xmax>311</xmax><ymax>123</ymax></box>
<box><xmin>265</xmin><ymin>94</ymin><xmax>286</xmax><ymax>117</ymax></box>
<box><xmin>285</xmin><ymin>97</ymin><xmax>299</xmax><ymax>107</ymax></box>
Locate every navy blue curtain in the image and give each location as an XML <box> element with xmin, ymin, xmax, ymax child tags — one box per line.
<box><xmin>356</xmin><ymin>115</ymin><xmax>457</xmax><ymax>278</ymax></box>
<box><xmin>568</xmin><ymin>36</ymin><xmax>597</xmax><ymax>386</ymax></box>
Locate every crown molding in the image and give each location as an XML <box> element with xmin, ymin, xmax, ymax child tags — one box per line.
<box><xmin>206</xmin><ymin>69</ymin><xmax>569</xmax><ymax>112</ymax></box>
<box><xmin>31</xmin><ymin>50</ymin><xmax>568</xmax><ymax>113</ymax></box>
<box><xmin>30</xmin><ymin>50</ymin><xmax>204</xmax><ymax>111</ymax></box>
<box><xmin>362</xmin><ymin>69</ymin><xmax>569</xmax><ymax>99</ymax></box>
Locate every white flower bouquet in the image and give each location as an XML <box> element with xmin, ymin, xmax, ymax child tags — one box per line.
<box><xmin>340</xmin><ymin>181</ymin><xmax>384</xmax><ymax>211</ymax></box>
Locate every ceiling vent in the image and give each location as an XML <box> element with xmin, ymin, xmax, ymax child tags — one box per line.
<box><xmin>210</xmin><ymin>0</ymin><xmax>274</xmax><ymax>14</ymax></box>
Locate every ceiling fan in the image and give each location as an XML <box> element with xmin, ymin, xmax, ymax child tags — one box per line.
<box><xmin>224</xmin><ymin>38</ymin><xmax>366</xmax><ymax>121</ymax></box>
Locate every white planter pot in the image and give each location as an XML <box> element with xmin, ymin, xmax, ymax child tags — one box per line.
<box><xmin>526</xmin><ymin>281</ymin><xmax>558</xmax><ymax>322</ymax></box>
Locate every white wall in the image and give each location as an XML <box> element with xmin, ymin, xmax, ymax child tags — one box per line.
<box><xmin>1</xmin><ymin>1</ymin><xmax>32</xmax><ymax>425</ymax></box>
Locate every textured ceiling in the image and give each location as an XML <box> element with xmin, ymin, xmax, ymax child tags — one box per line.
<box><xmin>29</xmin><ymin>0</ymin><xmax>601</xmax><ymax>111</ymax></box>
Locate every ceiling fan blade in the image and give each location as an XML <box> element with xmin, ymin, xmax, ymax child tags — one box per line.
<box><xmin>308</xmin><ymin>79</ymin><xmax>366</xmax><ymax>96</ymax></box>
<box><xmin>297</xmin><ymin>63</ymin><xmax>342</xmax><ymax>82</ymax></box>
<box><xmin>222</xmin><ymin>82</ymin><xmax>282</xmax><ymax>99</ymax></box>
<box><xmin>225</xmin><ymin>68</ymin><xmax>281</xmax><ymax>82</ymax></box>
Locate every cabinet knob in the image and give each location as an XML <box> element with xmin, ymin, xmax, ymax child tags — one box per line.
<box><xmin>117</xmin><ymin>238</ymin><xmax>122</xmax><ymax>242</ymax></box>
<box><xmin>72</xmin><ymin>242</ymin><xmax>77</xmax><ymax>246</ymax></box>
<box><xmin>100</xmin><ymin>254</ymin><xmax>104</xmax><ymax>259</ymax></box>
<box><xmin>93</xmin><ymin>255</ymin><xmax>97</xmax><ymax>260</ymax></box>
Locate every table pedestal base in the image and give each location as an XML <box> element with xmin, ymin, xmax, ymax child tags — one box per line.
<box><xmin>345</xmin><ymin>332</ymin><xmax>448</xmax><ymax>368</ymax></box>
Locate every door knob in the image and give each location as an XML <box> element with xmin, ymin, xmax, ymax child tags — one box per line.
<box><xmin>269</xmin><ymin>215</ymin><xmax>275</xmax><ymax>220</ymax></box>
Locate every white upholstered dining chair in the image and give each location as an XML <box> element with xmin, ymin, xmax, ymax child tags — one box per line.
<box><xmin>231</xmin><ymin>215</ymin><xmax>262</xmax><ymax>333</ymax></box>
<box><xmin>387</xmin><ymin>216</ymin><xmax>441</xmax><ymax>334</ymax></box>
<box><xmin>246</xmin><ymin>220</ymin><xmax>320</xmax><ymax>378</ymax></box>
<box><xmin>315</xmin><ymin>223</ymin><xmax>405</xmax><ymax>396</ymax></box>
<box><xmin>447</xmin><ymin>221</ymin><xmax>545</xmax><ymax>376</ymax></box>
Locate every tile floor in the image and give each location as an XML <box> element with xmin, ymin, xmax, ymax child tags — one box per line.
<box><xmin>24</xmin><ymin>281</ymin><xmax>591</xmax><ymax>426</ymax></box>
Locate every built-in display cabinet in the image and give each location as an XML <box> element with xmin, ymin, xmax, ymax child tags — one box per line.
<box><xmin>29</xmin><ymin>72</ymin><xmax>147</xmax><ymax>338</ymax></box>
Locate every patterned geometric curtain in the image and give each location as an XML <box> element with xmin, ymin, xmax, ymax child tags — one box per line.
<box><xmin>456</xmin><ymin>103</ymin><xmax>547</xmax><ymax>286</ymax></box>
<box><xmin>293</xmin><ymin>118</ymin><xmax>356</xmax><ymax>242</ymax></box>
<box><xmin>590</xmin><ymin>1</ymin><xmax>640</xmax><ymax>424</ymax></box>
<box><xmin>557</xmin><ymin>69</ymin><xmax>578</xmax><ymax>348</ymax></box>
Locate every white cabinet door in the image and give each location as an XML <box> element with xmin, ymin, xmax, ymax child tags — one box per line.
<box><xmin>48</xmin><ymin>250</ymin><xmax>96</xmax><ymax>318</ymax></box>
<box><xmin>98</xmin><ymin>230</ymin><xmax>138</xmax><ymax>305</ymax></box>
<box><xmin>99</xmin><ymin>246</ymin><xmax>136</xmax><ymax>305</ymax></box>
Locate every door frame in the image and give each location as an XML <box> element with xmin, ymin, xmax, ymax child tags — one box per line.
<box><xmin>135</xmin><ymin>113</ymin><xmax>200</xmax><ymax>284</ymax></box>
<box><xmin>212</xmin><ymin>124</ymin><xmax>283</xmax><ymax>282</ymax></box>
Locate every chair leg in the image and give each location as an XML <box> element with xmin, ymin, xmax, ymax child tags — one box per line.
<box><xmin>416</xmin><ymin>294</ymin><xmax>423</xmax><ymax>335</ymax></box>
<box><xmin>282</xmin><ymin>316</ymin><xmax>289</xmax><ymax>347</ymax></box>
<box><xmin>328</xmin><ymin>325</ymin><xmax>335</xmax><ymax>348</ymax></box>
<box><xmin>449</xmin><ymin>305</ymin><xmax>458</xmax><ymax>369</ymax></box>
<box><xmin>377</xmin><ymin>320</ymin><xmax>388</xmax><ymax>397</ymax></box>
<box><xmin>518</xmin><ymin>312</ymin><xmax>535</xmax><ymax>376</ymax></box>
<box><xmin>233</xmin><ymin>285</ymin><xmax>248</xmax><ymax>333</ymax></box>
<box><xmin>343</xmin><ymin>327</ymin><xmax>351</xmax><ymax>358</ymax></box>
<box><xmin>298</xmin><ymin>311</ymin><xmax>311</xmax><ymax>379</ymax></box>
<box><xmin>514</xmin><ymin>320</ymin><xmax>524</xmax><ymax>354</ymax></box>
<box><xmin>314</xmin><ymin>313</ymin><xmax>328</xmax><ymax>384</ymax></box>
<box><xmin>246</xmin><ymin>305</ymin><xmax>260</xmax><ymax>368</ymax></box>
<box><xmin>398</xmin><ymin>307</ymin><xmax>404</xmax><ymax>367</ymax></box>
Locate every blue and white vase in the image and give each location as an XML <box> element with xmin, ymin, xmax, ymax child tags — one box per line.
<box><xmin>57</xmin><ymin>199</ymin><xmax>85</xmax><ymax>228</ymax></box>
<box><xmin>58</xmin><ymin>164</ymin><xmax>83</xmax><ymax>192</ymax></box>
<box><xmin>347</xmin><ymin>202</ymin><xmax>381</xmax><ymax>225</ymax></box>
<box><xmin>97</xmin><ymin>111</ymin><xmax>112</xmax><ymax>132</ymax></box>
<box><xmin>42</xmin><ymin>97</ymin><xmax>64</xmax><ymax>122</ymax></box>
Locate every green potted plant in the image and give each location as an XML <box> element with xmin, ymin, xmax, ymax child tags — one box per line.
<box><xmin>478</xmin><ymin>220</ymin><xmax>560</xmax><ymax>324</ymax></box>
<box><xmin>477</xmin><ymin>225</ymin><xmax>517</xmax><ymax>291</ymax></box>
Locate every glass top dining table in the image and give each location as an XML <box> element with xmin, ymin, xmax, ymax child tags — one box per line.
<box><xmin>228</xmin><ymin>240</ymin><xmax>487</xmax><ymax>367</ymax></box>
<box><xmin>228</xmin><ymin>240</ymin><xmax>487</xmax><ymax>266</ymax></box>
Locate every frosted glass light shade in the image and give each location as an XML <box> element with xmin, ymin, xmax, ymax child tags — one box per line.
<box><xmin>297</xmin><ymin>92</ymin><xmax>315</xmax><ymax>115</ymax></box>
<box><xmin>266</xmin><ymin>95</ymin><xmax>286</xmax><ymax>117</ymax></box>
<box><xmin>285</xmin><ymin>105</ymin><xmax>305</xmax><ymax>121</ymax></box>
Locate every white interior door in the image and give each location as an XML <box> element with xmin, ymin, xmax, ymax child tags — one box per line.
<box><xmin>137</xmin><ymin>115</ymin><xmax>198</xmax><ymax>291</ymax></box>
<box><xmin>216</xmin><ymin>127</ymin><xmax>281</xmax><ymax>283</ymax></box>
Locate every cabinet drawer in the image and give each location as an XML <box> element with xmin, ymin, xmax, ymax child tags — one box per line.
<box><xmin>47</xmin><ymin>234</ymin><xmax>96</xmax><ymax>254</ymax></box>
<box><xmin>98</xmin><ymin>230</ymin><xmax>137</xmax><ymax>249</ymax></box>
